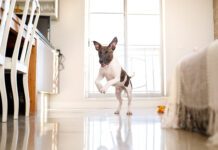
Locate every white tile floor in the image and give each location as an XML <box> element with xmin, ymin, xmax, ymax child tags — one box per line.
<box><xmin>0</xmin><ymin>108</ymin><xmax>217</xmax><ymax>150</ymax></box>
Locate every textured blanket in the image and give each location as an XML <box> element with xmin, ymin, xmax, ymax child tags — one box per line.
<box><xmin>162</xmin><ymin>40</ymin><xmax>218</xmax><ymax>145</ymax></box>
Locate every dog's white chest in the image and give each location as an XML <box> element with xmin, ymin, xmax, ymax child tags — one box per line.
<box><xmin>101</xmin><ymin>58</ymin><xmax>121</xmax><ymax>82</ymax></box>
<box><xmin>103</xmin><ymin>67</ymin><xmax>116</xmax><ymax>81</ymax></box>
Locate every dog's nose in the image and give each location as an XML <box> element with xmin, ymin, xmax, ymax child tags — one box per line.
<box><xmin>99</xmin><ymin>60</ymin><xmax>103</xmax><ymax>64</ymax></box>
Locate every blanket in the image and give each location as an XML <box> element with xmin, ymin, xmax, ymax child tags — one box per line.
<box><xmin>162</xmin><ymin>40</ymin><xmax>218</xmax><ymax>145</ymax></box>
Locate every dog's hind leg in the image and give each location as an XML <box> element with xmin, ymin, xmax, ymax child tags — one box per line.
<box><xmin>125</xmin><ymin>86</ymin><xmax>133</xmax><ymax>116</ymax></box>
<box><xmin>114</xmin><ymin>87</ymin><xmax>123</xmax><ymax>115</ymax></box>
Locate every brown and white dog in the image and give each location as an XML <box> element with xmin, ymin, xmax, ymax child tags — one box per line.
<box><xmin>93</xmin><ymin>37</ymin><xmax>133</xmax><ymax>115</ymax></box>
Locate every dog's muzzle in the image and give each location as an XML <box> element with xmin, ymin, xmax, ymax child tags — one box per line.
<box><xmin>101</xmin><ymin>64</ymin><xmax>107</xmax><ymax>67</ymax></box>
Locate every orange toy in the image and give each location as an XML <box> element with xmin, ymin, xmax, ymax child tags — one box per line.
<box><xmin>157</xmin><ymin>105</ymin><xmax>166</xmax><ymax>114</ymax></box>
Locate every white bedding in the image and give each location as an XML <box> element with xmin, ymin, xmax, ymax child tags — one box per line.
<box><xmin>162</xmin><ymin>40</ymin><xmax>218</xmax><ymax>145</ymax></box>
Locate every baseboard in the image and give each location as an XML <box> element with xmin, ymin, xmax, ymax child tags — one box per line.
<box><xmin>48</xmin><ymin>97</ymin><xmax>168</xmax><ymax>111</ymax></box>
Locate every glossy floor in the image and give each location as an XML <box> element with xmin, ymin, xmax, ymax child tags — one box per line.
<box><xmin>0</xmin><ymin>109</ymin><xmax>217</xmax><ymax>150</ymax></box>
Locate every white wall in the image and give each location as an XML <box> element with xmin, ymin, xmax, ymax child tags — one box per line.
<box><xmin>50</xmin><ymin>0</ymin><xmax>85</xmax><ymax>108</ymax></box>
<box><xmin>163</xmin><ymin>0</ymin><xmax>214</xmax><ymax>94</ymax></box>
<box><xmin>49</xmin><ymin>0</ymin><xmax>214</xmax><ymax>109</ymax></box>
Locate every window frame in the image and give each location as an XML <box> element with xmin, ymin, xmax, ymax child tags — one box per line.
<box><xmin>85</xmin><ymin>0</ymin><xmax>164</xmax><ymax>98</ymax></box>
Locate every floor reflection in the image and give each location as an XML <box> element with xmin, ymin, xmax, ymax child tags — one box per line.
<box><xmin>0</xmin><ymin>109</ymin><xmax>217</xmax><ymax>150</ymax></box>
<box><xmin>86</xmin><ymin>115</ymin><xmax>162</xmax><ymax>150</ymax></box>
<box><xmin>0</xmin><ymin>116</ymin><xmax>58</xmax><ymax>150</ymax></box>
<box><xmin>0</xmin><ymin>118</ymin><xmax>30</xmax><ymax>150</ymax></box>
<box><xmin>163</xmin><ymin>129</ymin><xmax>218</xmax><ymax>150</ymax></box>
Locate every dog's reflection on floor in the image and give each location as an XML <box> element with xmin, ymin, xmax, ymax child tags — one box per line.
<box><xmin>114</xmin><ymin>115</ymin><xmax>133</xmax><ymax>150</ymax></box>
<box><xmin>97</xmin><ymin>115</ymin><xmax>133</xmax><ymax>150</ymax></box>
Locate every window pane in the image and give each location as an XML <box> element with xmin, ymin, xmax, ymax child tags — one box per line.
<box><xmin>89</xmin><ymin>0</ymin><xmax>123</xmax><ymax>13</ymax></box>
<box><xmin>88</xmin><ymin>48</ymin><xmax>99</xmax><ymax>94</ymax></box>
<box><xmin>127</xmin><ymin>15</ymin><xmax>160</xmax><ymax>46</ymax></box>
<box><xmin>114</xmin><ymin>45</ymin><xmax>125</xmax><ymax>67</ymax></box>
<box><xmin>87</xmin><ymin>0</ymin><xmax>162</xmax><ymax>96</ymax></box>
<box><xmin>89</xmin><ymin>14</ymin><xmax>124</xmax><ymax>44</ymax></box>
<box><xmin>127</xmin><ymin>0</ymin><xmax>160</xmax><ymax>14</ymax></box>
<box><xmin>128</xmin><ymin>46</ymin><xmax>161</xmax><ymax>93</ymax></box>
<box><xmin>128</xmin><ymin>48</ymin><xmax>147</xmax><ymax>93</ymax></box>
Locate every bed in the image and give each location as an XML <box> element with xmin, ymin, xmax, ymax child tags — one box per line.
<box><xmin>162</xmin><ymin>40</ymin><xmax>218</xmax><ymax>145</ymax></box>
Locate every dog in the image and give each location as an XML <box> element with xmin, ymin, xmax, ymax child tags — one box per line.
<box><xmin>93</xmin><ymin>37</ymin><xmax>133</xmax><ymax>115</ymax></box>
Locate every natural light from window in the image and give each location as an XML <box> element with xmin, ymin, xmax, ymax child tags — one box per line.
<box><xmin>87</xmin><ymin>0</ymin><xmax>162</xmax><ymax>97</ymax></box>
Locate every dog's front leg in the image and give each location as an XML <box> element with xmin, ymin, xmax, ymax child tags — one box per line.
<box><xmin>95</xmin><ymin>72</ymin><xmax>104</xmax><ymax>93</ymax></box>
<box><xmin>101</xmin><ymin>77</ymin><xmax>120</xmax><ymax>93</ymax></box>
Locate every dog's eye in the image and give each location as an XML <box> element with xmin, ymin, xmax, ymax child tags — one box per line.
<box><xmin>105</xmin><ymin>51</ymin><xmax>108</xmax><ymax>54</ymax></box>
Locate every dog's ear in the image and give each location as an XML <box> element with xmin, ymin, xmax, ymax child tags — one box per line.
<box><xmin>108</xmin><ymin>37</ymin><xmax>118</xmax><ymax>50</ymax></box>
<box><xmin>93</xmin><ymin>41</ymin><xmax>102</xmax><ymax>51</ymax></box>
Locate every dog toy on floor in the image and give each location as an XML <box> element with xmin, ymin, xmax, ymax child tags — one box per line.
<box><xmin>157</xmin><ymin>105</ymin><xmax>166</xmax><ymax>114</ymax></box>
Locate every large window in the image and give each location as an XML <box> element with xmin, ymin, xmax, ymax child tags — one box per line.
<box><xmin>86</xmin><ymin>0</ymin><xmax>162</xmax><ymax>97</ymax></box>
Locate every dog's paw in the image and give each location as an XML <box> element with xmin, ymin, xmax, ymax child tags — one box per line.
<box><xmin>100</xmin><ymin>87</ymin><xmax>107</xmax><ymax>94</ymax></box>
<box><xmin>100</xmin><ymin>89</ymin><xmax>106</xmax><ymax>94</ymax></box>
<box><xmin>126</xmin><ymin>111</ymin><xmax>133</xmax><ymax>116</ymax></box>
<box><xmin>114</xmin><ymin>111</ymin><xmax>120</xmax><ymax>115</ymax></box>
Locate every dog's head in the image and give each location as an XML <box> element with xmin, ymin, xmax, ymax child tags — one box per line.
<box><xmin>93</xmin><ymin>37</ymin><xmax>118</xmax><ymax>67</ymax></box>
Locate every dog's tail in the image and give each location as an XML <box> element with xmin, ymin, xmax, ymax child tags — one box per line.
<box><xmin>129</xmin><ymin>72</ymin><xmax>135</xmax><ymax>78</ymax></box>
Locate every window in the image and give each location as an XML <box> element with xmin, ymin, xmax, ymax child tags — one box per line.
<box><xmin>86</xmin><ymin>0</ymin><xmax>163</xmax><ymax>97</ymax></box>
